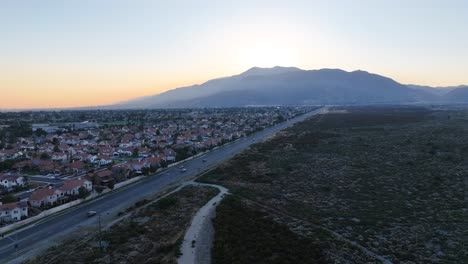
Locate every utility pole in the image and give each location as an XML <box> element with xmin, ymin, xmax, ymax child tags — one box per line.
<box><xmin>14</xmin><ymin>232</ymin><xmax>18</xmax><ymax>256</ymax></box>
<box><xmin>98</xmin><ymin>213</ymin><xmax>103</xmax><ymax>252</ymax></box>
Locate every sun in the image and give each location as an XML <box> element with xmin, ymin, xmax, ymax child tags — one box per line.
<box><xmin>234</xmin><ymin>30</ymin><xmax>300</xmax><ymax>69</ymax></box>
<box><xmin>240</xmin><ymin>40</ymin><xmax>297</xmax><ymax>68</ymax></box>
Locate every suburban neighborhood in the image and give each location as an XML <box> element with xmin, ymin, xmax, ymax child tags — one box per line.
<box><xmin>0</xmin><ymin>107</ymin><xmax>307</xmax><ymax>227</ymax></box>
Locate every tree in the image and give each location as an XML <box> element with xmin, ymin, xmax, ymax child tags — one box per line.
<box><xmin>23</xmin><ymin>176</ymin><xmax>29</xmax><ymax>186</ymax></box>
<box><xmin>132</xmin><ymin>148</ymin><xmax>139</xmax><ymax>158</ymax></box>
<box><xmin>90</xmin><ymin>175</ymin><xmax>98</xmax><ymax>185</ymax></box>
<box><xmin>276</xmin><ymin>115</ymin><xmax>285</xmax><ymax>123</ymax></box>
<box><xmin>1</xmin><ymin>194</ymin><xmax>17</xmax><ymax>204</ymax></box>
<box><xmin>108</xmin><ymin>181</ymin><xmax>115</xmax><ymax>190</ymax></box>
<box><xmin>40</xmin><ymin>153</ymin><xmax>50</xmax><ymax>160</ymax></box>
<box><xmin>141</xmin><ymin>167</ymin><xmax>151</xmax><ymax>175</ymax></box>
<box><xmin>95</xmin><ymin>186</ymin><xmax>104</xmax><ymax>194</ymax></box>
<box><xmin>78</xmin><ymin>186</ymin><xmax>89</xmax><ymax>199</ymax></box>
<box><xmin>53</xmin><ymin>145</ymin><xmax>60</xmax><ymax>152</ymax></box>
<box><xmin>0</xmin><ymin>160</ymin><xmax>15</xmax><ymax>171</ymax></box>
<box><xmin>34</xmin><ymin>128</ymin><xmax>47</xmax><ymax>137</ymax></box>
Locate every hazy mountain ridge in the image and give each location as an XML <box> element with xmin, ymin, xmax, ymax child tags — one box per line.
<box><xmin>442</xmin><ymin>86</ymin><xmax>468</xmax><ymax>102</ymax></box>
<box><xmin>115</xmin><ymin>67</ymin><xmax>466</xmax><ymax>108</ymax></box>
<box><xmin>407</xmin><ymin>85</ymin><xmax>459</xmax><ymax>96</ymax></box>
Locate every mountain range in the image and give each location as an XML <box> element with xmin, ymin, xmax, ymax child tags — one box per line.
<box><xmin>114</xmin><ymin>66</ymin><xmax>468</xmax><ymax>108</ymax></box>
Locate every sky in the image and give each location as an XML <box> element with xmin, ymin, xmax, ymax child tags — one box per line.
<box><xmin>1</xmin><ymin>0</ymin><xmax>468</xmax><ymax>109</ymax></box>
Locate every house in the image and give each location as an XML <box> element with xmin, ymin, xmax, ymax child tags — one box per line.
<box><xmin>146</xmin><ymin>156</ymin><xmax>161</xmax><ymax>167</ymax></box>
<box><xmin>117</xmin><ymin>147</ymin><xmax>134</xmax><ymax>156</ymax></box>
<box><xmin>51</xmin><ymin>152</ymin><xmax>68</xmax><ymax>162</ymax></box>
<box><xmin>127</xmin><ymin>160</ymin><xmax>149</xmax><ymax>172</ymax></box>
<box><xmin>94</xmin><ymin>170</ymin><xmax>114</xmax><ymax>186</ymax></box>
<box><xmin>69</xmin><ymin>161</ymin><xmax>86</xmax><ymax>175</ymax></box>
<box><xmin>98</xmin><ymin>146</ymin><xmax>114</xmax><ymax>156</ymax></box>
<box><xmin>30</xmin><ymin>187</ymin><xmax>58</xmax><ymax>208</ymax></box>
<box><xmin>73</xmin><ymin>153</ymin><xmax>92</xmax><ymax>162</ymax></box>
<box><xmin>0</xmin><ymin>201</ymin><xmax>28</xmax><ymax>222</ymax></box>
<box><xmin>92</xmin><ymin>155</ymin><xmax>113</xmax><ymax>166</ymax></box>
<box><xmin>57</xmin><ymin>178</ymin><xmax>92</xmax><ymax>197</ymax></box>
<box><xmin>36</xmin><ymin>160</ymin><xmax>59</xmax><ymax>174</ymax></box>
<box><xmin>0</xmin><ymin>149</ymin><xmax>17</xmax><ymax>160</ymax></box>
<box><xmin>0</xmin><ymin>173</ymin><xmax>25</xmax><ymax>190</ymax></box>
<box><xmin>111</xmin><ymin>164</ymin><xmax>129</xmax><ymax>181</ymax></box>
<box><xmin>121</xmin><ymin>134</ymin><xmax>135</xmax><ymax>143</ymax></box>
<box><xmin>12</xmin><ymin>160</ymin><xmax>33</xmax><ymax>171</ymax></box>
<box><xmin>138</xmin><ymin>147</ymin><xmax>151</xmax><ymax>158</ymax></box>
<box><xmin>163</xmin><ymin>149</ymin><xmax>176</xmax><ymax>161</ymax></box>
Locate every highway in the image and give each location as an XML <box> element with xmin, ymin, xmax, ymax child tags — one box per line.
<box><xmin>0</xmin><ymin>107</ymin><xmax>326</xmax><ymax>263</ymax></box>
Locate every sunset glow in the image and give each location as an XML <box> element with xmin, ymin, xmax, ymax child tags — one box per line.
<box><xmin>1</xmin><ymin>0</ymin><xmax>468</xmax><ymax>109</ymax></box>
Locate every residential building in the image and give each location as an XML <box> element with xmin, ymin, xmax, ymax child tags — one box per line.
<box><xmin>0</xmin><ymin>201</ymin><xmax>28</xmax><ymax>222</ymax></box>
<box><xmin>30</xmin><ymin>187</ymin><xmax>58</xmax><ymax>208</ymax></box>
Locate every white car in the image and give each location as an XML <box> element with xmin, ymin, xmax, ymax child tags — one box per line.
<box><xmin>87</xmin><ymin>211</ymin><xmax>97</xmax><ymax>217</ymax></box>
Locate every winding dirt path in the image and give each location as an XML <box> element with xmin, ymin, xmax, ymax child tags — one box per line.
<box><xmin>178</xmin><ymin>182</ymin><xmax>228</xmax><ymax>264</ymax></box>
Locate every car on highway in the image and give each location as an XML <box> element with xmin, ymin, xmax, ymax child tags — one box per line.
<box><xmin>181</xmin><ymin>168</ymin><xmax>187</xmax><ymax>172</ymax></box>
<box><xmin>87</xmin><ymin>211</ymin><xmax>97</xmax><ymax>217</ymax></box>
<box><xmin>202</xmin><ymin>159</ymin><xmax>207</xmax><ymax>162</ymax></box>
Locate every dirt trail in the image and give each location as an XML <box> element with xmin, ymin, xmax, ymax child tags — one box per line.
<box><xmin>178</xmin><ymin>182</ymin><xmax>228</xmax><ymax>264</ymax></box>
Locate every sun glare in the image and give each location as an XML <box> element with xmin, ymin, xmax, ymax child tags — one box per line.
<box><xmin>231</xmin><ymin>23</ymin><xmax>303</xmax><ymax>69</ymax></box>
<box><xmin>240</xmin><ymin>40</ymin><xmax>296</xmax><ymax>68</ymax></box>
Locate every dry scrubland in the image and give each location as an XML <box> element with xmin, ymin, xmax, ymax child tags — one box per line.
<box><xmin>201</xmin><ymin>106</ymin><xmax>467</xmax><ymax>264</ymax></box>
<box><xmin>25</xmin><ymin>185</ymin><xmax>219</xmax><ymax>264</ymax></box>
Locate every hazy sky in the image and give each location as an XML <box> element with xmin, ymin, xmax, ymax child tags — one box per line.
<box><xmin>1</xmin><ymin>0</ymin><xmax>468</xmax><ymax>108</ymax></box>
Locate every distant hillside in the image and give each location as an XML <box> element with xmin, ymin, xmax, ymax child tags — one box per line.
<box><xmin>442</xmin><ymin>86</ymin><xmax>468</xmax><ymax>102</ymax></box>
<box><xmin>407</xmin><ymin>85</ymin><xmax>457</xmax><ymax>96</ymax></box>
<box><xmin>115</xmin><ymin>66</ymin><xmax>444</xmax><ymax>108</ymax></box>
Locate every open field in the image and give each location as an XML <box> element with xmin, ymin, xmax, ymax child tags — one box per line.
<box><xmin>201</xmin><ymin>106</ymin><xmax>468</xmax><ymax>263</ymax></box>
<box><xmin>25</xmin><ymin>185</ymin><xmax>219</xmax><ymax>264</ymax></box>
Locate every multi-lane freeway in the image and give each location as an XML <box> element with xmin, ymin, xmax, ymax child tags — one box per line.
<box><xmin>1</xmin><ymin>107</ymin><xmax>326</xmax><ymax>263</ymax></box>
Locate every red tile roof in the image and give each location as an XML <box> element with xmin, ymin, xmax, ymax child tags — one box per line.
<box><xmin>59</xmin><ymin>179</ymin><xmax>88</xmax><ymax>192</ymax></box>
<box><xmin>96</xmin><ymin>170</ymin><xmax>112</xmax><ymax>178</ymax></box>
<box><xmin>0</xmin><ymin>202</ymin><xmax>19</xmax><ymax>211</ymax></box>
<box><xmin>70</xmin><ymin>161</ymin><xmax>85</xmax><ymax>169</ymax></box>
<box><xmin>30</xmin><ymin>188</ymin><xmax>55</xmax><ymax>201</ymax></box>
